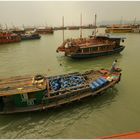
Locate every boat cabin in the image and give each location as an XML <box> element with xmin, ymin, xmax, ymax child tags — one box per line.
<box><xmin>79</xmin><ymin>44</ymin><xmax>113</xmax><ymax>54</ymax></box>
<box><xmin>94</xmin><ymin>34</ymin><xmax>126</xmax><ymax>45</ymax></box>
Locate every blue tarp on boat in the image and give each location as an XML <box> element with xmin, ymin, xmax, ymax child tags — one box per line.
<box><xmin>90</xmin><ymin>77</ymin><xmax>109</xmax><ymax>91</ymax></box>
<box><xmin>50</xmin><ymin>75</ymin><xmax>85</xmax><ymax>91</ymax></box>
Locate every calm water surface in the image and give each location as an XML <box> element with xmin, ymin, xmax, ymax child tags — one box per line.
<box><xmin>0</xmin><ymin>29</ymin><xmax>140</xmax><ymax>138</ymax></box>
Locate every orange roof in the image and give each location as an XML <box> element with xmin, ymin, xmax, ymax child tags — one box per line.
<box><xmin>98</xmin><ymin>131</ymin><xmax>140</xmax><ymax>139</ymax></box>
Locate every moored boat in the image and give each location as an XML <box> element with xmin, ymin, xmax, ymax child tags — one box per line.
<box><xmin>105</xmin><ymin>18</ymin><xmax>140</xmax><ymax>33</ymax></box>
<box><xmin>20</xmin><ymin>32</ymin><xmax>41</xmax><ymax>40</ymax></box>
<box><xmin>105</xmin><ymin>25</ymin><xmax>133</xmax><ymax>33</ymax></box>
<box><xmin>36</xmin><ymin>27</ymin><xmax>54</xmax><ymax>34</ymax></box>
<box><xmin>57</xmin><ymin>34</ymin><xmax>125</xmax><ymax>59</ymax></box>
<box><xmin>0</xmin><ymin>68</ymin><xmax>121</xmax><ymax>114</ymax></box>
<box><xmin>0</xmin><ymin>32</ymin><xmax>21</xmax><ymax>44</ymax></box>
<box><xmin>57</xmin><ymin>14</ymin><xmax>126</xmax><ymax>59</ymax></box>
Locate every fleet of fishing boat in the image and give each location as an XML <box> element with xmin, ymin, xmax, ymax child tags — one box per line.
<box><xmin>0</xmin><ymin>7</ymin><xmax>139</xmax><ymax>138</ymax></box>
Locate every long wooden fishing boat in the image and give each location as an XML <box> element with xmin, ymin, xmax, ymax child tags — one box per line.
<box><xmin>0</xmin><ymin>68</ymin><xmax>122</xmax><ymax>114</ymax></box>
<box><xmin>56</xmin><ymin>14</ymin><xmax>126</xmax><ymax>59</ymax></box>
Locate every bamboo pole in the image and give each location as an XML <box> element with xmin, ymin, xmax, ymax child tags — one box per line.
<box><xmin>80</xmin><ymin>13</ymin><xmax>82</xmax><ymax>38</ymax></box>
<box><xmin>62</xmin><ymin>16</ymin><xmax>64</xmax><ymax>43</ymax></box>
<box><xmin>94</xmin><ymin>13</ymin><xmax>97</xmax><ymax>37</ymax></box>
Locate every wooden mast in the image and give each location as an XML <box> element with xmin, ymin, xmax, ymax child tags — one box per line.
<box><xmin>5</xmin><ymin>24</ymin><xmax>8</xmax><ymax>31</ymax></box>
<box><xmin>94</xmin><ymin>13</ymin><xmax>97</xmax><ymax>37</ymax></box>
<box><xmin>0</xmin><ymin>24</ymin><xmax>2</xmax><ymax>32</ymax></box>
<box><xmin>80</xmin><ymin>13</ymin><xmax>82</xmax><ymax>38</ymax></box>
<box><xmin>62</xmin><ymin>16</ymin><xmax>64</xmax><ymax>43</ymax></box>
<box><xmin>133</xmin><ymin>17</ymin><xmax>136</xmax><ymax>25</ymax></box>
<box><xmin>120</xmin><ymin>16</ymin><xmax>123</xmax><ymax>26</ymax></box>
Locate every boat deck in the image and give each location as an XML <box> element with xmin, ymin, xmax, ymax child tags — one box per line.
<box><xmin>48</xmin><ymin>70</ymin><xmax>101</xmax><ymax>95</ymax></box>
<box><xmin>0</xmin><ymin>75</ymin><xmax>46</xmax><ymax>96</ymax></box>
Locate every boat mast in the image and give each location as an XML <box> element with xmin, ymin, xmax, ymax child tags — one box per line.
<box><xmin>0</xmin><ymin>24</ymin><xmax>2</xmax><ymax>32</ymax></box>
<box><xmin>94</xmin><ymin>13</ymin><xmax>97</xmax><ymax>37</ymax></box>
<box><xmin>5</xmin><ymin>24</ymin><xmax>8</xmax><ymax>32</ymax></box>
<box><xmin>133</xmin><ymin>17</ymin><xmax>136</xmax><ymax>25</ymax></box>
<box><xmin>22</xmin><ymin>24</ymin><xmax>25</xmax><ymax>30</ymax></box>
<box><xmin>62</xmin><ymin>16</ymin><xmax>64</xmax><ymax>43</ymax></box>
<box><xmin>80</xmin><ymin>13</ymin><xmax>82</xmax><ymax>38</ymax></box>
<box><xmin>120</xmin><ymin>16</ymin><xmax>123</xmax><ymax>26</ymax></box>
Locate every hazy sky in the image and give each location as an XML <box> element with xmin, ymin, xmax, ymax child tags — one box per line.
<box><xmin>0</xmin><ymin>1</ymin><xmax>140</xmax><ymax>27</ymax></box>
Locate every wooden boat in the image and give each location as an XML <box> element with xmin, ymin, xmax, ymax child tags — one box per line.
<box><xmin>36</xmin><ymin>27</ymin><xmax>54</xmax><ymax>34</ymax></box>
<box><xmin>0</xmin><ymin>32</ymin><xmax>21</xmax><ymax>44</ymax></box>
<box><xmin>20</xmin><ymin>32</ymin><xmax>41</xmax><ymax>40</ymax></box>
<box><xmin>105</xmin><ymin>24</ymin><xmax>133</xmax><ymax>33</ymax></box>
<box><xmin>57</xmin><ymin>15</ymin><xmax>126</xmax><ymax>59</ymax></box>
<box><xmin>57</xmin><ymin>34</ymin><xmax>125</xmax><ymax>59</ymax></box>
<box><xmin>105</xmin><ymin>18</ymin><xmax>140</xmax><ymax>33</ymax></box>
<box><xmin>0</xmin><ymin>68</ymin><xmax>121</xmax><ymax>114</ymax></box>
<box><xmin>131</xmin><ymin>24</ymin><xmax>140</xmax><ymax>33</ymax></box>
<box><xmin>105</xmin><ymin>26</ymin><xmax>133</xmax><ymax>33</ymax></box>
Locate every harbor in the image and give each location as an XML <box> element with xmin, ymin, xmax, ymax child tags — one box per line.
<box><xmin>0</xmin><ymin>28</ymin><xmax>140</xmax><ymax>138</ymax></box>
<box><xmin>0</xmin><ymin>1</ymin><xmax>140</xmax><ymax>139</ymax></box>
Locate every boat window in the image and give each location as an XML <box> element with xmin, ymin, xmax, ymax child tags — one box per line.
<box><xmin>91</xmin><ymin>47</ymin><xmax>98</xmax><ymax>52</ymax></box>
<box><xmin>83</xmin><ymin>48</ymin><xmax>90</xmax><ymax>52</ymax></box>
<box><xmin>100</xmin><ymin>46</ymin><xmax>108</xmax><ymax>50</ymax></box>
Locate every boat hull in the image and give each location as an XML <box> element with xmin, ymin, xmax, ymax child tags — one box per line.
<box><xmin>21</xmin><ymin>36</ymin><xmax>41</xmax><ymax>40</ymax></box>
<box><xmin>105</xmin><ymin>28</ymin><xmax>133</xmax><ymax>33</ymax></box>
<box><xmin>68</xmin><ymin>45</ymin><xmax>125</xmax><ymax>59</ymax></box>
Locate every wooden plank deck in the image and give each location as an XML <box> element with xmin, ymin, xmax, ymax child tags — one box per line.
<box><xmin>0</xmin><ymin>75</ymin><xmax>46</xmax><ymax>96</ymax></box>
